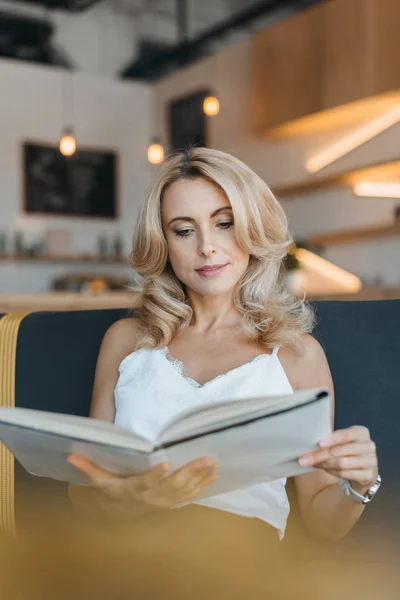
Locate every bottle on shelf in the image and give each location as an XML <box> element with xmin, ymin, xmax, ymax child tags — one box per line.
<box><xmin>113</xmin><ymin>233</ymin><xmax>124</xmax><ymax>258</ymax></box>
<box><xmin>14</xmin><ymin>231</ymin><xmax>25</xmax><ymax>256</ymax></box>
<box><xmin>0</xmin><ymin>231</ymin><xmax>7</xmax><ymax>257</ymax></box>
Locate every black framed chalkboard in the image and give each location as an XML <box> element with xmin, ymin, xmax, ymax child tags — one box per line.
<box><xmin>169</xmin><ymin>90</ymin><xmax>209</xmax><ymax>151</ymax></box>
<box><xmin>23</xmin><ymin>142</ymin><xmax>118</xmax><ymax>218</ymax></box>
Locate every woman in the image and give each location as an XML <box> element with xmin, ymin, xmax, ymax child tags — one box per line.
<box><xmin>68</xmin><ymin>148</ymin><xmax>379</xmax><ymax>596</ymax></box>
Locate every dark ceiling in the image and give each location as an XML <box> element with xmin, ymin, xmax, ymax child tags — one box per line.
<box><xmin>0</xmin><ymin>10</ymin><xmax>65</xmax><ymax>66</ymax></box>
<box><xmin>1</xmin><ymin>0</ymin><xmax>327</xmax><ymax>77</ymax></box>
<box><xmin>12</xmin><ymin>0</ymin><xmax>101</xmax><ymax>11</ymax></box>
<box><xmin>121</xmin><ymin>0</ymin><xmax>327</xmax><ymax>81</ymax></box>
<box><xmin>0</xmin><ymin>0</ymin><xmax>102</xmax><ymax>67</ymax></box>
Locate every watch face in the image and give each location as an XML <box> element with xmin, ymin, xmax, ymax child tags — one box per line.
<box><xmin>370</xmin><ymin>474</ymin><xmax>382</xmax><ymax>495</ymax></box>
<box><xmin>365</xmin><ymin>475</ymin><xmax>381</xmax><ymax>500</ymax></box>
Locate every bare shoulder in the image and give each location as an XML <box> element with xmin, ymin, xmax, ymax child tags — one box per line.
<box><xmin>101</xmin><ymin>317</ymin><xmax>141</xmax><ymax>364</ymax></box>
<box><xmin>104</xmin><ymin>317</ymin><xmax>140</xmax><ymax>345</ymax></box>
<box><xmin>277</xmin><ymin>334</ymin><xmax>334</xmax><ymax>394</ymax></box>
<box><xmin>278</xmin><ymin>333</ymin><xmax>328</xmax><ymax>370</ymax></box>
<box><xmin>89</xmin><ymin>318</ymin><xmax>141</xmax><ymax>421</ymax></box>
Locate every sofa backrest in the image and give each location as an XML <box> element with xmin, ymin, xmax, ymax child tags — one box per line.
<box><xmin>14</xmin><ymin>309</ymin><xmax>127</xmax><ymax>417</ymax></box>
<box><xmin>2</xmin><ymin>301</ymin><xmax>399</xmax><ymax>550</ymax></box>
<box><xmin>293</xmin><ymin>300</ymin><xmax>399</xmax><ymax>557</ymax></box>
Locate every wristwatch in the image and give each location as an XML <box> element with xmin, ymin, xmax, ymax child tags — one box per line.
<box><xmin>340</xmin><ymin>474</ymin><xmax>382</xmax><ymax>504</ymax></box>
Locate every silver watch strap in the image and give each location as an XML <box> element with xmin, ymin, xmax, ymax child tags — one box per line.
<box><xmin>340</xmin><ymin>474</ymin><xmax>381</xmax><ymax>504</ymax></box>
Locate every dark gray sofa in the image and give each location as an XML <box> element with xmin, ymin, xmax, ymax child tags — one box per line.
<box><xmin>1</xmin><ymin>301</ymin><xmax>399</xmax><ymax>565</ymax></box>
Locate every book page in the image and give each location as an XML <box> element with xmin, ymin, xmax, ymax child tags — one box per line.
<box><xmin>0</xmin><ymin>407</ymin><xmax>153</xmax><ymax>452</ymax></box>
<box><xmin>162</xmin><ymin>394</ymin><xmax>332</xmax><ymax>499</ymax></box>
<box><xmin>158</xmin><ymin>388</ymin><xmax>329</xmax><ymax>446</ymax></box>
<box><xmin>0</xmin><ymin>423</ymin><xmax>161</xmax><ymax>485</ymax></box>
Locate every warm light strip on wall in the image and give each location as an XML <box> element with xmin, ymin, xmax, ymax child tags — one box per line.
<box><xmin>353</xmin><ymin>182</ymin><xmax>400</xmax><ymax>198</ymax></box>
<box><xmin>295</xmin><ymin>248</ymin><xmax>362</xmax><ymax>293</ymax></box>
<box><xmin>305</xmin><ymin>105</ymin><xmax>400</xmax><ymax>174</ymax></box>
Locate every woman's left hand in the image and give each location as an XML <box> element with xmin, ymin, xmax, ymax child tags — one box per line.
<box><xmin>298</xmin><ymin>425</ymin><xmax>379</xmax><ymax>494</ymax></box>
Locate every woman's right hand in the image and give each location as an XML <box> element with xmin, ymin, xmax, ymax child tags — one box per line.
<box><xmin>67</xmin><ymin>454</ymin><xmax>218</xmax><ymax>516</ymax></box>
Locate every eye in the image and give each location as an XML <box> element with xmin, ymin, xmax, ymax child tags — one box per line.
<box><xmin>174</xmin><ymin>228</ymin><xmax>193</xmax><ymax>237</ymax></box>
<box><xmin>218</xmin><ymin>221</ymin><xmax>233</xmax><ymax>230</ymax></box>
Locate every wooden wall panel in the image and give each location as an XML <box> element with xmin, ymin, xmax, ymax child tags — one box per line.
<box><xmin>322</xmin><ymin>0</ymin><xmax>373</xmax><ymax>109</ymax></box>
<box><xmin>373</xmin><ymin>0</ymin><xmax>400</xmax><ymax>94</ymax></box>
<box><xmin>252</xmin><ymin>0</ymin><xmax>400</xmax><ymax>134</ymax></box>
<box><xmin>251</xmin><ymin>5</ymin><xmax>324</xmax><ymax>133</ymax></box>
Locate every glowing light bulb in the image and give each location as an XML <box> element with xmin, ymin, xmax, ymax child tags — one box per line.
<box><xmin>203</xmin><ymin>96</ymin><xmax>220</xmax><ymax>117</ymax></box>
<box><xmin>59</xmin><ymin>132</ymin><xmax>76</xmax><ymax>157</ymax></box>
<box><xmin>147</xmin><ymin>142</ymin><xmax>164</xmax><ymax>164</ymax></box>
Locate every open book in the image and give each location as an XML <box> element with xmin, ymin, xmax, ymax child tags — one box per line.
<box><xmin>0</xmin><ymin>388</ymin><xmax>331</xmax><ymax>499</ymax></box>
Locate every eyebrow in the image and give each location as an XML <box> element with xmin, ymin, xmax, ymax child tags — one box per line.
<box><xmin>167</xmin><ymin>206</ymin><xmax>232</xmax><ymax>227</ymax></box>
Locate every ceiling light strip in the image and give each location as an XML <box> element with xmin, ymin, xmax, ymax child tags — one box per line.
<box><xmin>353</xmin><ymin>182</ymin><xmax>400</xmax><ymax>198</ymax></box>
<box><xmin>306</xmin><ymin>105</ymin><xmax>400</xmax><ymax>174</ymax></box>
<box><xmin>295</xmin><ymin>248</ymin><xmax>362</xmax><ymax>292</ymax></box>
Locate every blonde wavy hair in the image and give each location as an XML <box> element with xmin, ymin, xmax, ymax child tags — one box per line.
<box><xmin>130</xmin><ymin>147</ymin><xmax>315</xmax><ymax>353</ymax></box>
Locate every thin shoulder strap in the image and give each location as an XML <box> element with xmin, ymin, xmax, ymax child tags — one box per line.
<box><xmin>272</xmin><ymin>345</ymin><xmax>280</xmax><ymax>357</ymax></box>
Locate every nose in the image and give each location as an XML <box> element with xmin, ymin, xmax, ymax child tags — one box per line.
<box><xmin>197</xmin><ymin>231</ymin><xmax>216</xmax><ymax>258</ymax></box>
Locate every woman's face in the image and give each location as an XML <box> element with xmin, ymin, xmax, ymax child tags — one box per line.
<box><xmin>161</xmin><ymin>177</ymin><xmax>250</xmax><ymax>297</ymax></box>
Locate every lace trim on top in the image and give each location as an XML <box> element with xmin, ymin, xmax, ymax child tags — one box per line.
<box><xmin>160</xmin><ymin>347</ymin><xmax>275</xmax><ymax>389</ymax></box>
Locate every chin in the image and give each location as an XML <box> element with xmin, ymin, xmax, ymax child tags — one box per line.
<box><xmin>189</xmin><ymin>279</ymin><xmax>239</xmax><ymax>297</ymax></box>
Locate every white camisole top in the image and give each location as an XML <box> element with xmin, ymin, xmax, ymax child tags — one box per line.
<box><xmin>114</xmin><ymin>345</ymin><xmax>294</xmax><ymax>540</ymax></box>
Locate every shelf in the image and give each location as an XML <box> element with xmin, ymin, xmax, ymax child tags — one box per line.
<box><xmin>0</xmin><ymin>291</ymin><xmax>137</xmax><ymax>313</ymax></box>
<box><xmin>306</xmin><ymin>221</ymin><xmax>400</xmax><ymax>247</ymax></box>
<box><xmin>272</xmin><ymin>158</ymin><xmax>400</xmax><ymax>198</ymax></box>
<box><xmin>0</xmin><ymin>255</ymin><xmax>128</xmax><ymax>265</ymax></box>
<box><xmin>308</xmin><ymin>286</ymin><xmax>400</xmax><ymax>301</ymax></box>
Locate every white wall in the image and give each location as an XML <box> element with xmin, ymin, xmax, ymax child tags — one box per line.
<box><xmin>0</xmin><ymin>58</ymin><xmax>154</xmax><ymax>292</ymax></box>
<box><xmin>155</xmin><ymin>39</ymin><xmax>400</xmax><ymax>287</ymax></box>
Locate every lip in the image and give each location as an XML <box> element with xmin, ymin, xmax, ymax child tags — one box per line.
<box><xmin>196</xmin><ymin>264</ymin><xmax>227</xmax><ymax>277</ymax></box>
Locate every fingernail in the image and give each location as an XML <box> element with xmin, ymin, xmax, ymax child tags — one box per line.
<box><xmin>203</xmin><ymin>466</ymin><xmax>215</xmax><ymax>475</ymax></box>
<box><xmin>203</xmin><ymin>470</ymin><xmax>217</xmax><ymax>481</ymax></box>
<box><xmin>319</xmin><ymin>439</ymin><xmax>329</xmax><ymax>448</ymax></box>
<box><xmin>158</xmin><ymin>463</ymin><xmax>170</xmax><ymax>474</ymax></box>
<box><xmin>298</xmin><ymin>457</ymin><xmax>310</xmax><ymax>467</ymax></box>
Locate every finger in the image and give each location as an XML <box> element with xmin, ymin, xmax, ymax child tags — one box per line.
<box><xmin>157</xmin><ymin>463</ymin><xmax>217</xmax><ymax>505</ymax></box>
<box><xmin>299</xmin><ymin>441</ymin><xmax>374</xmax><ymax>466</ymax></box>
<box><xmin>298</xmin><ymin>449</ymin><xmax>331</xmax><ymax>467</ymax></box>
<box><xmin>176</xmin><ymin>457</ymin><xmax>218</xmax><ymax>473</ymax></box>
<box><xmin>325</xmin><ymin>469</ymin><xmax>377</xmax><ymax>486</ymax></box>
<box><xmin>166</xmin><ymin>465</ymin><xmax>214</xmax><ymax>495</ymax></box>
<box><xmin>139</xmin><ymin>463</ymin><xmax>171</xmax><ymax>490</ymax></box>
<box><xmin>314</xmin><ymin>455</ymin><xmax>377</xmax><ymax>472</ymax></box>
<box><xmin>182</xmin><ymin>472</ymin><xmax>218</xmax><ymax>501</ymax></box>
<box><xmin>318</xmin><ymin>426</ymin><xmax>371</xmax><ymax>449</ymax></box>
<box><xmin>140</xmin><ymin>466</ymin><xmax>216</xmax><ymax>509</ymax></box>
<box><xmin>329</xmin><ymin>441</ymin><xmax>376</xmax><ymax>457</ymax></box>
<box><xmin>67</xmin><ymin>454</ymin><xmax>119</xmax><ymax>488</ymax></box>
<box><xmin>162</xmin><ymin>458</ymin><xmax>217</xmax><ymax>490</ymax></box>
<box><xmin>180</xmin><ymin>467</ymin><xmax>218</xmax><ymax>498</ymax></box>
